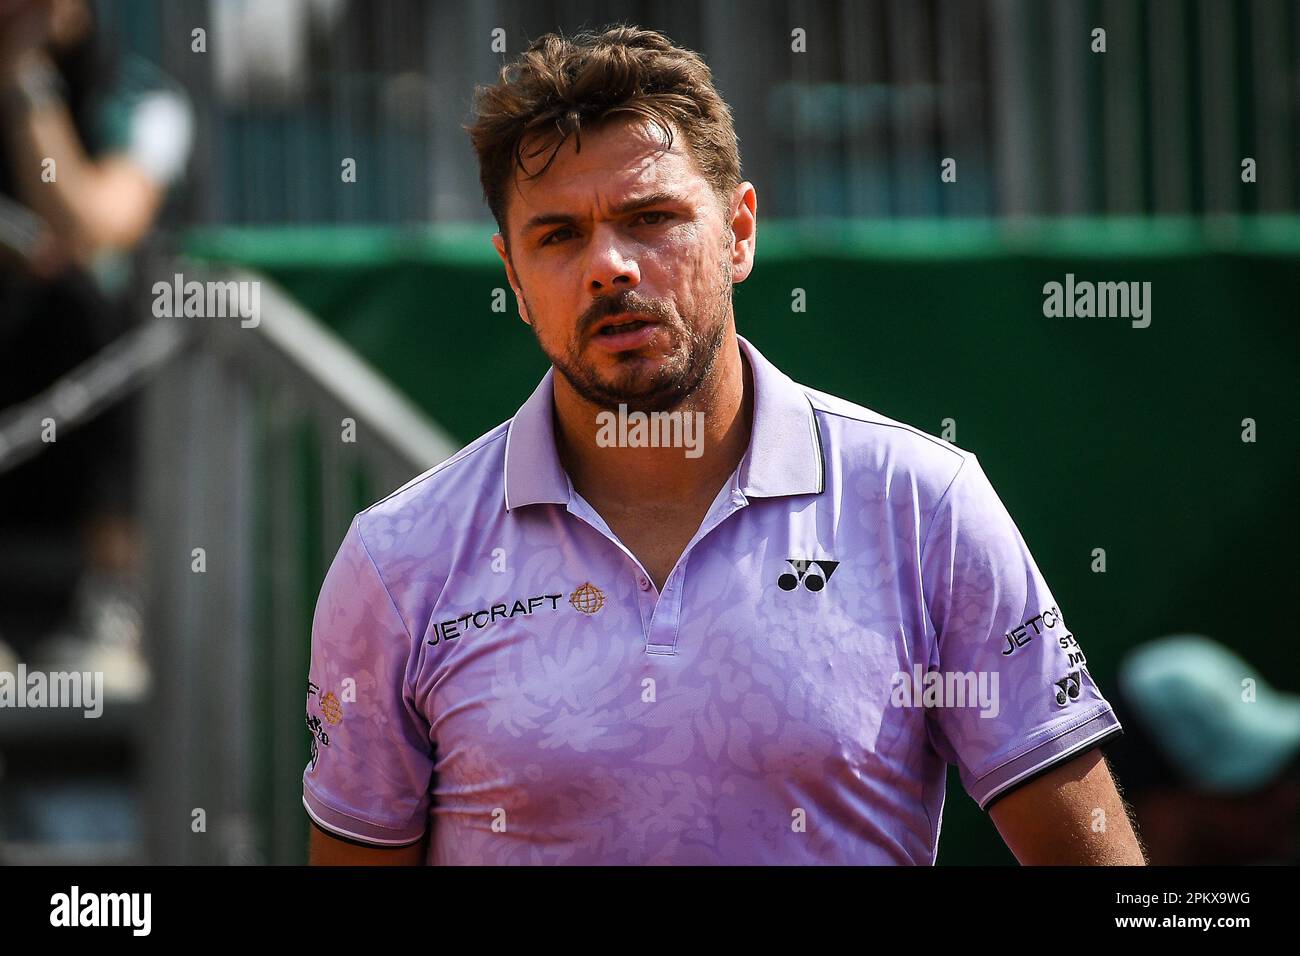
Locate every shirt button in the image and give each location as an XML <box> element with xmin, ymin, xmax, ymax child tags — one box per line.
<box><xmin>638</xmin><ymin>576</ymin><xmax>649</xmax><ymax>590</ymax></box>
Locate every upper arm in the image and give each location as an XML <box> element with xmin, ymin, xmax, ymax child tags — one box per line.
<box><xmin>921</xmin><ymin>453</ymin><xmax>1125</xmax><ymax>810</ymax></box>
<box><xmin>78</xmin><ymin>155</ymin><xmax>165</xmax><ymax>252</ymax></box>
<box><xmin>308</xmin><ymin>821</ymin><xmax>428</xmax><ymax>866</ymax></box>
<box><xmin>987</xmin><ymin>747</ymin><xmax>1147</xmax><ymax>865</ymax></box>
<box><xmin>303</xmin><ymin>518</ymin><xmax>437</xmax><ymax>852</ymax></box>
<box><xmin>81</xmin><ymin>82</ymin><xmax>193</xmax><ymax>252</ymax></box>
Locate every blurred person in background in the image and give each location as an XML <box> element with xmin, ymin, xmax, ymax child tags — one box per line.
<box><xmin>0</xmin><ymin>0</ymin><xmax>192</xmax><ymax>694</ymax></box>
<box><xmin>1108</xmin><ymin>634</ymin><xmax>1300</xmax><ymax>865</ymax></box>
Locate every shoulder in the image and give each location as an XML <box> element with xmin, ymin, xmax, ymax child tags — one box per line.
<box><xmin>353</xmin><ymin>420</ymin><xmax>510</xmax><ymax>565</ymax></box>
<box><xmin>801</xmin><ymin>383</ymin><xmax>972</xmax><ymax>503</ymax></box>
<box><xmin>97</xmin><ymin>54</ymin><xmax>195</xmax><ymax>180</ymax></box>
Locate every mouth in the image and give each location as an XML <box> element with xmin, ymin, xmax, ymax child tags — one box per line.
<box><xmin>593</xmin><ymin>313</ymin><xmax>656</xmax><ymax>337</ymax></box>
<box><xmin>589</xmin><ymin>313</ymin><xmax>662</xmax><ymax>352</ymax></box>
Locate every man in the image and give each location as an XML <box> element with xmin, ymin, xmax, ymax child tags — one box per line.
<box><xmin>304</xmin><ymin>25</ymin><xmax>1145</xmax><ymax>865</ymax></box>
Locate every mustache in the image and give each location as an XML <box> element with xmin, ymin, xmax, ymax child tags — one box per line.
<box><xmin>580</xmin><ymin>293</ymin><xmax>673</xmax><ymax>335</ymax></box>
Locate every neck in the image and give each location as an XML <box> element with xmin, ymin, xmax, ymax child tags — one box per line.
<box><xmin>552</xmin><ymin>331</ymin><xmax>753</xmax><ymax>510</ymax></box>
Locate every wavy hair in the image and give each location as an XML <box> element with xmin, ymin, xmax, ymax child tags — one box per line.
<box><xmin>465</xmin><ymin>24</ymin><xmax>742</xmax><ymax>239</ymax></box>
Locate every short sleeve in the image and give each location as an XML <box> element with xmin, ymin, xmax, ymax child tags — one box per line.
<box><xmin>122</xmin><ymin>90</ymin><xmax>194</xmax><ymax>185</ymax></box>
<box><xmin>920</xmin><ymin>454</ymin><xmax>1122</xmax><ymax>810</ymax></box>
<box><xmin>302</xmin><ymin>517</ymin><xmax>435</xmax><ymax>846</ymax></box>
<box><xmin>94</xmin><ymin>54</ymin><xmax>194</xmax><ymax>185</ymax></box>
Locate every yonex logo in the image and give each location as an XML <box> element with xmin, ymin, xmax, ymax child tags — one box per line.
<box><xmin>777</xmin><ymin>559</ymin><xmax>840</xmax><ymax>592</ymax></box>
<box><xmin>1053</xmin><ymin>671</ymin><xmax>1082</xmax><ymax>706</ymax></box>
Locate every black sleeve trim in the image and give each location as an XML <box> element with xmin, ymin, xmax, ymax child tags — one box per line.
<box><xmin>307</xmin><ymin>814</ymin><xmax>426</xmax><ymax>850</ymax></box>
<box><xmin>982</xmin><ymin>726</ymin><xmax>1125</xmax><ymax>812</ymax></box>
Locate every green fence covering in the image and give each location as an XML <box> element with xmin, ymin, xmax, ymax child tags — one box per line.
<box><xmin>186</xmin><ymin>217</ymin><xmax>1300</xmax><ymax>864</ymax></box>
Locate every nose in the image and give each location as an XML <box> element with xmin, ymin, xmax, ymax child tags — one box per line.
<box><xmin>584</xmin><ymin>226</ymin><xmax>641</xmax><ymax>294</ymax></box>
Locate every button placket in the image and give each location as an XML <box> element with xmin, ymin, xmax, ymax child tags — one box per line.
<box><xmin>643</xmin><ymin>479</ymin><xmax>749</xmax><ymax>655</ymax></box>
<box><xmin>634</xmin><ymin>568</ymin><xmax>658</xmax><ymax>637</ymax></box>
<box><xmin>644</xmin><ymin>562</ymin><xmax>686</xmax><ymax>655</ymax></box>
<box><xmin>563</xmin><ymin>471</ymin><xmax>749</xmax><ymax>654</ymax></box>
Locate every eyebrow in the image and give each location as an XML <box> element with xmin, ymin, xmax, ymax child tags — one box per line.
<box><xmin>520</xmin><ymin>190</ymin><xmax>685</xmax><ymax>237</ymax></box>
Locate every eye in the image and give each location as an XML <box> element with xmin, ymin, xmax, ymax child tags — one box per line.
<box><xmin>636</xmin><ymin>211</ymin><xmax>673</xmax><ymax>226</ymax></box>
<box><xmin>540</xmin><ymin>226</ymin><xmax>575</xmax><ymax>246</ymax></box>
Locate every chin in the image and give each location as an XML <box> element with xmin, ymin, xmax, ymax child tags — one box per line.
<box><xmin>600</xmin><ymin>378</ymin><xmax>695</xmax><ymax>414</ymax></box>
<box><xmin>593</xmin><ymin>353</ymin><xmax>673</xmax><ymax>385</ymax></box>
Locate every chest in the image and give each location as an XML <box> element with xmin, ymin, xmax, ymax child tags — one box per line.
<box><xmin>418</xmin><ymin>543</ymin><xmax>933</xmax><ymax>863</ymax></box>
<box><xmin>600</xmin><ymin>504</ymin><xmax>711</xmax><ymax>592</ymax></box>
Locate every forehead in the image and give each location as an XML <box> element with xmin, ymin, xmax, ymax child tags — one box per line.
<box><xmin>506</xmin><ymin>117</ymin><xmax>710</xmax><ymax>232</ymax></box>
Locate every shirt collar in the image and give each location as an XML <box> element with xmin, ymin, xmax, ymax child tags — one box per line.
<box><xmin>503</xmin><ymin>333</ymin><xmax>824</xmax><ymax>511</ymax></box>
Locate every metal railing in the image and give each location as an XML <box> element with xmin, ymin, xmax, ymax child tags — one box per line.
<box><xmin>136</xmin><ymin>261</ymin><xmax>458</xmax><ymax>864</ymax></box>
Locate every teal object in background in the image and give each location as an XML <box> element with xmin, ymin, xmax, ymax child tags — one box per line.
<box><xmin>186</xmin><ymin>217</ymin><xmax>1300</xmax><ymax>864</ymax></box>
<box><xmin>1119</xmin><ymin>635</ymin><xmax>1300</xmax><ymax>793</ymax></box>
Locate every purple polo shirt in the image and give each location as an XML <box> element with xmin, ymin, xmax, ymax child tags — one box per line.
<box><xmin>303</xmin><ymin>334</ymin><xmax>1122</xmax><ymax>864</ymax></box>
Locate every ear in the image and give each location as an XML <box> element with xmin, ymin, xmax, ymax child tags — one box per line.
<box><xmin>725</xmin><ymin>182</ymin><xmax>757</xmax><ymax>284</ymax></box>
<box><xmin>492</xmin><ymin>232</ymin><xmax>531</xmax><ymax>326</ymax></box>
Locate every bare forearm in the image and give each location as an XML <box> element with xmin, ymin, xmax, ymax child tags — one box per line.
<box><xmin>1</xmin><ymin>56</ymin><xmax>161</xmax><ymax>259</ymax></box>
<box><xmin>308</xmin><ymin>824</ymin><xmax>429</xmax><ymax>865</ymax></box>
<box><xmin>2</xmin><ymin>59</ymin><xmax>89</xmax><ymax>241</ymax></box>
<box><xmin>989</xmin><ymin>748</ymin><xmax>1148</xmax><ymax>865</ymax></box>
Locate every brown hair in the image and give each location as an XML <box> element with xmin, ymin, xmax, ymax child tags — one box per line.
<box><xmin>465</xmin><ymin>24</ymin><xmax>742</xmax><ymax>241</ymax></box>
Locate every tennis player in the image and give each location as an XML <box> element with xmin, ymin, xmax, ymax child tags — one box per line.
<box><xmin>304</xmin><ymin>25</ymin><xmax>1145</xmax><ymax>865</ymax></box>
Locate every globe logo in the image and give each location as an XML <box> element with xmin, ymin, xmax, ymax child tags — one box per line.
<box><xmin>569</xmin><ymin>582</ymin><xmax>606</xmax><ymax>614</ymax></box>
<box><xmin>319</xmin><ymin>691</ymin><xmax>344</xmax><ymax>725</ymax></box>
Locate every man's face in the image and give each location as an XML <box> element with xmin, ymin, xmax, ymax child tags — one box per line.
<box><xmin>492</xmin><ymin>116</ymin><xmax>751</xmax><ymax>414</ymax></box>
